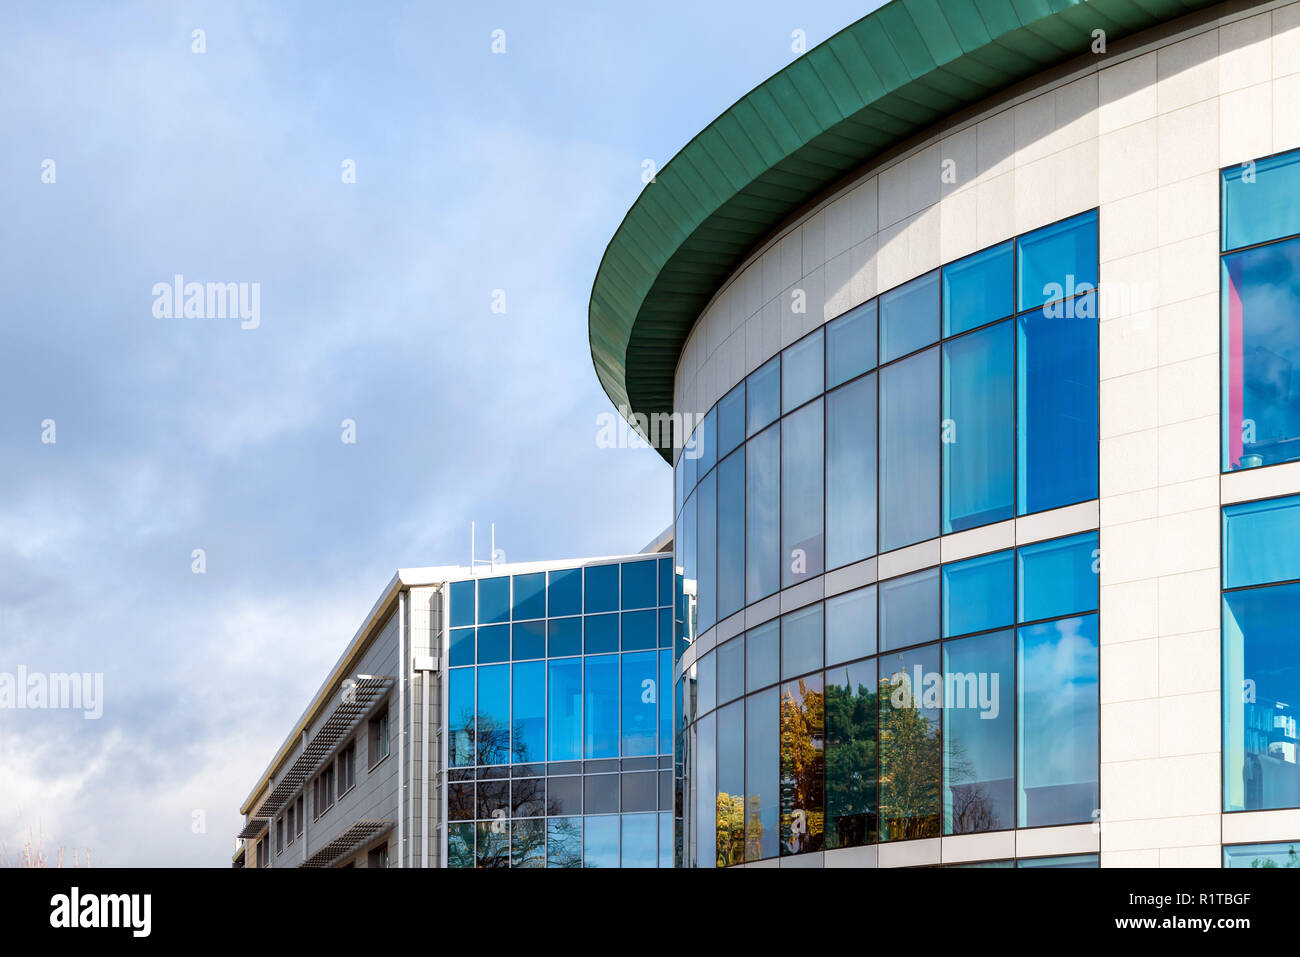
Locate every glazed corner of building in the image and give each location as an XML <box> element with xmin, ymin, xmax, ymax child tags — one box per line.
<box><xmin>587</xmin><ymin>0</ymin><xmax>1300</xmax><ymax>867</ymax></box>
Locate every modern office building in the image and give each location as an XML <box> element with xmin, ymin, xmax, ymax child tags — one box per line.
<box><xmin>235</xmin><ymin>546</ymin><xmax>677</xmax><ymax>868</ymax></box>
<box><xmin>588</xmin><ymin>0</ymin><xmax>1300</xmax><ymax>867</ymax></box>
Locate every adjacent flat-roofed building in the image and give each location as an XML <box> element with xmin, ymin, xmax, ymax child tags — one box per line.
<box><xmin>236</xmin><ymin>545</ymin><xmax>678</xmax><ymax>868</ymax></box>
<box><xmin>588</xmin><ymin>0</ymin><xmax>1300</xmax><ymax>867</ymax></box>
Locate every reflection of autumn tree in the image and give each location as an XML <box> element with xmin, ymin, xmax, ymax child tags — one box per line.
<box><xmin>779</xmin><ymin>678</ymin><xmax>825</xmax><ymax>854</ymax></box>
<box><xmin>716</xmin><ymin>792</ymin><xmax>745</xmax><ymax>867</ymax></box>
<box><xmin>744</xmin><ymin>795</ymin><xmax>764</xmax><ymax>862</ymax></box>
<box><xmin>824</xmin><ymin>679</ymin><xmax>877</xmax><ymax>847</ymax></box>
<box><xmin>878</xmin><ymin>673</ymin><xmax>941</xmax><ymax>840</ymax></box>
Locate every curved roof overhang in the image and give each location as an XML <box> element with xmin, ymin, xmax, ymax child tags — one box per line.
<box><xmin>588</xmin><ymin>0</ymin><xmax>1219</xmax><ymax>463</ymax></box>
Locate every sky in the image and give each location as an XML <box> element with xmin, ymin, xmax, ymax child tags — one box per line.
<box><xmin>0</xmin><ymin>0</ymin><xmax>879</xmax><ymax>866</ymax></box>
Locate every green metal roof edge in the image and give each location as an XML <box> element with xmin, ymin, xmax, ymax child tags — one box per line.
<box><xmin>588</xmin><ymin>0</ymin><xmax>1217</xmax><ymax>463</ymax></box>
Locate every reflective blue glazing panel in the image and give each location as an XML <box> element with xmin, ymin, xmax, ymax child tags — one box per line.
<box><xmin>449</xmin><ymin>580</ymin><xmax>475</xmax><ymax>628</ymax></box>
<box><xmin>783</xmin><ymin>327</ymin><xmax>824</xmax><ymax>413</ymax></box>
<box><xmin>747</xmin><ymin>355</ymin><xmax>781</xmax><ymax>438</ymax></box>
<box><xmin>782</xmin><ymin>398</ymin><xmax>823</xmax><ymax>587</ymax></box>
<box><xmin>696</xmin><ymin>648</ymin><xmax>716</xmax><ymax>717</ymax></box>
<box><xmin>547</xmin><ymin>657</ymin><xmax>581</xmax><ymax>762</ymax></box>
<box><xmin>943</xmin><ymin>629</ymin><xmax>1014</xmax><ymax>834</ymax></box>
<box><xmin>1016</xmin><ymin>293</ymin><xmax>1098</xmax><ymax>515</ymax></box>
<box><xmin>746</xmin><ymin>424</ymin><xmax>780</xmax><ymax>602</ymax></box>
<box><xmin>1223</xmin><ymin>842</ymin><xmax>1300</xmax><ymax>867</ymax></box>
<box><xmin>585</xmin><ymin>563</ymin><xmax>619</xmax><ymax>614</ymax></box>
<box><xmin>448</xmin><ymin>627</ymin><xmax>475</xmax><ymax>668</ymax></box>
<box><xmin>621</xmin><ymin>813</ymin><xmax>658</xmax><ymax>868</ymax></box>
<box><xmin>476</xmin><ymin>624</ymin><xmax>509</xmax><ymax>663</ymax></box>
<box><xmin>658</xmin><ymin>557</ymin><xmax>671</xmax><ymax>606</ymax></box>
<box><xmin>695</xmin><ymin>710</ymin><xmax>717</xmax><ymax>868</ymax></box>
<box><xmin>697</xmin><ymin>468</ymin><xmax>718</xmax><ymax>632</ymax></box>
<box><xmin>746</xmin><ymin>619</ymin><xmax>779</xmax><ymax>693</ymax></box>
<box><xmin>622</xmin><ymin>651</ymin><xmax>658</xmax><ymax>756</ymax></box>
<box><xmin>547</xmin><ymin>616</ymin><xmax>581</xmax><ymax>658</ymax></box>
<box><xmin>585</xmin><ymin>613</ymin><xmax>618</xmax><ymax>654</ymax></box>
<box><xmin>548</xmin><ymin>568</ymin><xmax>581</xmax><ymax>618</ymax></box>
<box><xmin>1017</xmin><ymin>532</ymin><xmax>1099</xmax><ymax>623</ymax></box>
<box><xmin>745</xmin><ymin>690</ymin><xmax>778</xmax><ymax>861</ymax></box>
<box><xmin>826</xmin><ymin>584</ymin><xmax>876</xmax><ymax>666</ymax></box>
<box><xmin>659</xmin><ymin>649</ymin><xmax>673</xmax><ymax>753</ymax></box>
<box><xmin>512</xmin><ymin>572</ymin><xmax>545</xmax><ymax>620</ymax></box>
<box><xmin>880</xmin><ymin>347</ymin><xmax>939</xmax><ymax>551</ymax></box>
<box><xmin>512</xmin><ymin>619</ymin><xmax>545</xmax><ymax>660</ymax></box>
<box><xmin>513</xmin><ymin>660</ymin><xmax>545</xmax><ymax>764</ymax></box>
<box><xmin>879</xmin><ymin>642</ymin><xmax>941</xmax><ymax>840</ymax></box>
<box><xmin>621</xmin><ymin>610</ymin><xmax>656</xmax><ymax>651</ymax></box>
<box><xmin>621</xmin><ymin>560</ymin><xmax>657</xmax><ymax>610</ymax></box>
<box><xmin>448</xmin><ymin>822</ymin><xmax>474</xmax><ymax>867</ymax></box>
<box><xmin>449</xmin><ymin>667</ymin><xmax>474</xmax><ymax>767</ymax></box>
<box><xmin>718</xmin><ymin>381</ymin><xmax>746</xmax><ymax>459</ymax></box>
<box><xmin>1016</xmin><ymin>209</ymin><xmax>1098</xmax><ymax>312</ymax></box>
<box><xmin>879</xmin><ymin>566</ymin><xmax>940</xmax><ymax>652</ymax></box>
<box><xmin>943</xmin><ymin>549</ymin><xmax>1013</xmax><ymax>639</ymax></box>
<box><xmin>716</xmin><ymin>636</ymin><xmax>744</xmax><ymax>704</ymax></box>
<box><xmin>1018</xmin><ymin>853</ymin><xmax>1098</xmax><ymax>868</ymax></box>
<box><xmin>880</xmin><ymin>268</ymin><xmax>939</xmax><ymax>363</ymax></box>
<box><xmin>826</xmin><ymin>299</ymin><xmax>877</xmax><ymax>389</ymax></box>
<box><xmin>1017</xmin><ymin>613</ymin><xmax>1099</xmax><ymax>827</ymax></box>
<box><xmin>1222</xmin><ymin>238</ymin><xmax>1300</xmax><ymax>471</ymax></box>
<box><xmin>1222</xmin><ymin>149</ymin><xmax>1300</xmax><ymax>251</ymax></box>
<box><xmin>826</xmin><ymin>373</ymin><xmax>876</xmax><ymax>570</ymax></box>
<box><xmin>697</xmin><ymin>406</ymin><xmax>717</xmax><ymax>477</ymax></box>
<box><xmin>781</xmin><ymin>602</ymin><xmax>823</xmax><ymax>680</ymax></box>
<box><xmin>547</xmin><ymin>817</ymin><xmax>582</xmax><ymax>868</ymax></box>
<box><xmin>476</xmin><ymin>664</ymin><xmax>509</xmax><ymax>765</ymax></box>
<box><xmin>943</xmin><ymin>240</ymin><xmax>1013</xmax><ymax>336</ymax></box>
<box><xmin>825</xmin><ymin>658</ymin><xmax>877</xmax><ymax>849</ymax></box>
<box><xmin>943</xmin><ymin>320</ymin><xmax>1014</xmax><ymax>533</ymax></box>
<box><xmin>584</xmin><ymin>654</ymin><xmax>619</xmax><ymax>759</ymax></box>
<box><xmin>1223</xmin><ymin>582</ymin><xmax>1300</xmax><ymax>812</ymax></box>
<box><xmin>583</xmin><ymin>815</ymin><xmax>619</xmax><ymax>868</ymax></box>
<box><xmin>478</xmin><ymin>576</ymin><xmax>510</xmax><ymax>624</ymax></box>
<box><xmin>1223</xmin><ymin>494</ymin><xmax>1300</xmax><ymax>588</ymax></box>
<box><xmin>658</xmin><ymin>812</ymin><xmax>673</xmax><ymax>868</ymax></box>
<box><xmin>716</xmin><ymin>700</ymin><xmax>745</xmax><ymax>866</ymax></box>
<box><xmin>717</xmin><ymin>448</ymin><xmax>746</xmax><ymax>621</ymax></box>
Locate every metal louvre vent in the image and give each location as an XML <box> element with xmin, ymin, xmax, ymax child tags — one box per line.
<box><xmin>251</xmin><ymin>676</ymin><xmax>392</xmax><ymax>821</ymax></box>
<box><xmin>237</xmin><ymin>818</ymin><xmax>269</xmax><ymax>840</ymax></box>
<box><xmin>299</xmin><ymin>819</ymin><xmax>393</xmax><ymax>868</ymax></box>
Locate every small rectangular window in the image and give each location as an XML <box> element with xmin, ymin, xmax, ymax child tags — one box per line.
<box><xmin>294</xmin><ymin>795</ymin><xmax>303</xmax><ymax>837</ymax></box>
<box><xmin>369</xmin><ymin>707</ymin><xmax>390</xmax><ymax>768</ymax></box>
<box><xmin>338</xmin><ymin>741</ymin><xmax>356</xmax><ymax>795</ymax></box>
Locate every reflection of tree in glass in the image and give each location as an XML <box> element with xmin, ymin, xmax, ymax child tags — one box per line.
<box><xmin>825</xmin><ymin>679</ymin><xmax>877</xmax><ymax>847</ymax></box>
<box><xmin>945</xmin><ymin>735</ymin><xmax>997</xmax><ymax>834</ymax></box>
<box><xmin>547</xmin><ymin>818</ymin><xmax>582</xmax><ymax>868</ymax></box>
<box><xmin>716</xmin><ymin>791</ymin><xmax>745</xmax><ymax>867</ymax></box>
<box><xmin>779</xmin><ymin>679</ymin><xmax>825</xmax><ymax>855</ymax></box>
<box><xmin>878</xmin><ymin>673</ymin><xmax>941</xmax><ymax>841</ymax></box>
<box><xmin>1251</xmin><ymin>844</ymin><xmax>1299</xmax><ymax>867</ymax></box>
<box><xmin>744</xmin><ymin>795</ymin><xmax>764</xmax><ymax>863</ymax></box>
<box><xmin>476</xmin><ymin>822</ymin><xmax>510</xmax><ymax>868</ymax></box>
<box><xmin>444</xmin><ymin>712</ymin><xmax>535</xmax><ymax>767</ymax></box>
<box><xmin>511</xmin><ymin>819</ymin><xmax>546</xmax><ymax>868</ymax></box>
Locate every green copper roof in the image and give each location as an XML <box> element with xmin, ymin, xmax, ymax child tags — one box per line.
<box><xmin>588</xmin><ymin>0</ymin><xmax>1217</xmax><ymax>461</ymax></box>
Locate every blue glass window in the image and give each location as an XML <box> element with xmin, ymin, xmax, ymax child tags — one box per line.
<box><xmin>943</xmin><ymin>549</ymin><xmax>1013</xmax><ymax>638</ymax></box>
<box><xmin>879</xmin><ymin>566</ymin><xmax>939</xmax><ymax>652</ymax></box>
<box><xmin>943</xmin><ymin>629</ymin><xmax>1014</xmax><ymax>834</ymax></box>
<box><xmin>716</xmin><ymin>448</ymin><xmax>745</xmax><ymax>621</ymax></box>
<box><xmin>585</xmin><ymin>563</ymin><xmax>619</xmax><ymax>614</ymax></box>
<box><xmin>825</xmin><ymin>585</ymin><xmax>876</xmax><ymax>666</ymax></box>
<box><xmin>583</xmin><ymin>815</ymin><xmax>619</xmax><ymax>868</ymax></box>
<box><xmin>1018</xmin><ymin>853</ymin><xmax>1098</xmax><ymax>868</ymax></box>
<box><xmin>547</xmin><ymin>616</ymin><xmax>581</xmax><ymax>658</ymax></box>
<box><xmin>476</xmin><ymin>822</ymin><xmax>508</xmax><ymax>868</ymax></box>
<box><xmin>943</xmin><ymin>240</ymin><xmax>1012</xmax><ymax>336</ymax></box>
<box><xmin>478</xmin><ymin>576</ymin><xmax>510</xmax><ymax>624</ymax></box>
<box><xmin>694</xmin><ymin>710</ymin><xmax>717</xmax><ymax>868</ymax></box>
<box><xmin>781</xmin><ymin>603</ymin><xmax>823</xmax><ymax>680</ymax></box>
<box><xmin>716</xmin><ymin>636</ymin><xmax>744</xmax><ymax>704</ymax></box>
<box><xmin>782</xmin><ymin>327</ymin><xmax>824</xmax><ymax>413</ymax></box>
<box><xmin>449</xmin><ymin>667</ymin><xmax>475</xmax><ymax>767</ymax></box>
<box><xmin>880</xmin><ymin>268</ymin><xmax>939</xmax><ymax>363</ymax></box>
<box><xmin>879</xmin><ymin>642</ymin><xmax>941</xmax><ymax>840</ymax></box>
<box><xmin>1223</xmin><ymin>581</ymin><xmax>1300</xmax><ymax>812</ymax></box>
<box><xmin>716</xmin><ymin>699</ymin><xmax>745</xmax><ymax>866</ymax></box>
<box><xmin>1222</xmin><ymin>237</ymin><xmax>1300</xmax><ymax>470</ymax></box>
<box><xmin>1223</xmin><ymin>494</ymin><xmax>1300</xmax><ymax>588</ymax></box>
<box><xmin>880</xmin><ymin>347</ymin><xmax>939</xmax><ymax>551</ymax></box>
<box><xmin>448</xmin><ymin>626</ymin><xmax>475</xmax><ymax>667</ymax></box>
<box><xmin>659</xmin><ymin>649</ymin><xmax>673</xmax><ymax>753</ymax></box>
<box><xmin>449</xmin><ymin>580</ymin><xmax>475</xmax><ymax>628</ymax></box>
<box><xmin>622</xmin><ymin>651</ymin><xmax>659</xmax><ymax>757</ymax></box>
<box><xmin>546</xmin><ymin>817</ymin><xmax>582</xmax><ymax>868</ymax></box>
<box><xmin>826</xmin><ymin>299</ymin><xmax>877</xmax><ymax>388</ymax></box>
<box><xmin>548</xmin><ymin>568</ymin><xmax>581</xmax><ymax>617</ymax></box>
<box><xmin>747</xmin><ymin>355</ymin><xmax>781</xmax><ymax>437</ymax></box>
<box><xmin>1222</xmin><ymin>149</ymin><xmax>1300</xmax><ymax>251</ymax></box>
<box><xmin>780</xmin><ymin>671</ymin><xmax>825</xmax><ymax>855</ymax></box>
<box><xmin>1017</xmin><ymin>613</ymin><xmax>1099</xmax><ymax>827</ymax></box>
<box><xmin>621</xmin><ymin>560</ymin><xmax>657</xmax><ymax>610</ymax></box>
<box><xmin>825</xmin><ymin>658</ymin><xmax>877</xmax><ymax>848</ymax></box>
<box><xmin>512</xmin><ymin>572</ymin><xmax>545</xmax><ymax>620</ymax></box>
<box><xmin>476</xmin><ymin>624</ymin><xmax>509</xmax><ymax>663</ymax></box>
<box><xmin>512</xmin><ymin>620</ymin><xmax>545</xmax><ymax>660</ymax></box>
<box><xmin>448</xmin><ymin>822</ymin><xmax>474</xmax><ymax>867</ymax></box>
<box><xmin>621</xmin><ymin>813</ymin><xmax>658</xmax><ymax>868</ymax></box>
<box><xmin>585</xmin><ymin>613</ymin><xmax>619</xmax><ymax>655</ymax></box>
<box><xmin>745</xmin><ymin>689</ymin><xmax>778</xmax><ymax>861</ymax></box>
<box><xmin>658</xmin><ymin>607</ymin><xmax>672</xmax><ymax>649</ymax></box>
<box><xmin>1016</xmin><ymin>293</ymin><xmax>1098</xmax><ymax>514</ymax></box>
<box><xmin>511</xmin><ymin>819</ymin><xmax>545</xmax><ymax>868</ymax></box>
<box><xmin>718</xmin><ymin>381</ymin><xmax>746</xmax><ymax>459</ymax></box>
<box><xmin>943</xmin><ymin>320</ymin><xmax>1014</xmax><ymax>533</ymax></box>
<box><xmin>584</xmin><ymin>654</ymin><xmax>619</xmax><ymax>759</ymax></box>
<box><xmin>658</xmin><ymin>557</ymin><xmax>671</xmax><ymax>607</ymax></box>
<box><xmin>782</xmin><ymin>398</ymin><xmax>823</xmax><ymax>587</ymax></box>
<box><xmin>746</xmin><ymin>619</ymin><xmax>779</xmax><ymax>693</ymax></box>
<box><xmin>697</xmin><ymin>468</ymin><xmax>717</xmax><ymax>632</ymax></box>
<box><xmin>1016</xmin><ymin>209</ymin><xmax>1098</xmax><ymax>312</ymax></box>
<box><xmin>697</xmin><ymin>406</ymin><xmax>717</xmax><ymax>478</ymax></box>
<box><xmin>1223</xmin><ymin>842</ymin><xmax>1300</xmax><ymax>868</ymax></box>
<box><xmin>683</xmin><ymin>423</ymin><xmax>698</xmax><ymax>491</ymax></box>
<box><xmin>513</xmin><ymin>660</ymin><xmax>545</xmax><ymax>764</ymax></box>
<box><xmin>1017</xmin><ymin>532</ymin><xmax>1099</xmax><ymax>623</ymax></box>
<box><xmin>696</xmin><ymin>649</ymin><xmax>716</xmax><ymax>717</ymax></box>
<box><xmin>746</xmin><ymin>423</ymin><xmax>780</xmax><ymax>602</ymax></box>
<box><xmin>476</xmin><ymin>664</ymin><xmax>509</xmax><ymax>765</ymax></box>
<box><xmin>826</xmin><ymin>374</ymin><xmax>876</xmax><ymax>569</ymax></box>
<box><xmin>621</xmin><ymin>610</ymin><xmax>656</xmax><ymax>650</ymax></box>
<box><xmin>547</xmin><ymin>657</ymin><xmax>581</xmax><ymax>762</ymax></box>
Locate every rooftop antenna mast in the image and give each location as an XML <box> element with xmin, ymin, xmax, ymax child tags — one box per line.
<box><xmin>470</xmin><ymin>521</ymin><xmax>498</xmax><ymax>576</ymax></box>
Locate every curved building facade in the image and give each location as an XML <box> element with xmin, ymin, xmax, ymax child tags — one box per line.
<box><xmin>591</xmin><ymin>0</ymin><xmax>1300</xmax><ymax>867</ymax></box>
